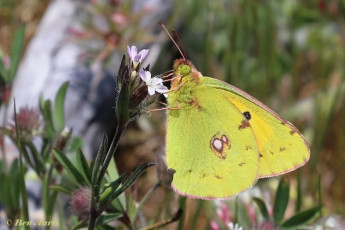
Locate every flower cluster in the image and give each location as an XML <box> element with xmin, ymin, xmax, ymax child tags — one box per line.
<box><xmin>127</xmin><ymin>45</ymin><xmax>168</xmax><ymax>98</ymax></box>
<box><xmin>70</xmin><ymin>187</ymin><xmax>92</xmax><ymax>220</ymax></box>
<box><xmin>211</xmin><ymin>201</ymin><xmax>243</xmax><ymax>230</ymax></box>
<box><xmin>12</xmin><ymin>107</ymin><xmax>41</xmax><ymax>141</ymax></box>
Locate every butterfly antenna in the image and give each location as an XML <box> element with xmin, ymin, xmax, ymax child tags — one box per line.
<box><xmin>172</xmin><ymin>29</ymin><xmax>187</xmax><ymax>59</ymax></box>
<box><xmin>159</xmin><ymin>21</ymin><xmax>186</xmax><ymax>60</ymax></box>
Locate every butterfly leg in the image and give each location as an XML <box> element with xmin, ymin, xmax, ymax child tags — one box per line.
<box><xmin>146</xmin><ymin>103</ymin><xmax>180</xmax><ymax>113</ymax></box>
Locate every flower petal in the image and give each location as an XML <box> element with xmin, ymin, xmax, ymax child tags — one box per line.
<box><xmin>127</xmin><ymin>45</ymin><xmax>137</xmax><ymax>60</ymax></box>
<box><xmin>156</xmin><ymin>85</ymin><xmax>168</xmax><ymax>94</ymax></box>
<box><xmin>148</xmin><ymin>86</ymin><xmax>156</xmax><ymax>95</ymax></box>
<box><xmin>153</xmin><ymin>77</ymin><xmax>163</xmax><ymax>84</ymax></box>
<box><xmin>139</xmin><ymin>70</ymin><xmax>151</xmax><ymax>82</ymax></box>
<box><xmin>138</xmin><ymin>49</ymin><xmax>149</xmax><ymax>61</ymax></box>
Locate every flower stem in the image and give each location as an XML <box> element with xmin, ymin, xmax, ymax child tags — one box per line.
<box><xmin>88</xmin><ymin>122</ymin><xmax>127</xmax><ymax>230</ymax></box>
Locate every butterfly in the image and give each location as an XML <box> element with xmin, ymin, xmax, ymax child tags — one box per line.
<box><xmin>163</xmin><ymin>26</ymin><xmax>310</xmax><ymax>200</ymax></box>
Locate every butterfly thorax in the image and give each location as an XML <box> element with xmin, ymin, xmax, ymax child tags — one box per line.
<box><xmin>168</xmin><ymin>59</ymin><xmax>204</xmax><ymax>112</ymax></box>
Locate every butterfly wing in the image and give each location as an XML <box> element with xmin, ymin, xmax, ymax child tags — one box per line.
<box><xmin>203</xmin><ymin>77</ymin><xmax>310</xmax><ymax>178</ymax></box>
<box><xmin>166</xmin><ymin>83</ymin><xmax>259</xmax><ymax>199</ymax></box>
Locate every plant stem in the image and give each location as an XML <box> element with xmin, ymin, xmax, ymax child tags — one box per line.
<box><xmin>88</xmin><ymin>122</ymin><xmax>127</xmax><ymax>230</ymax></box>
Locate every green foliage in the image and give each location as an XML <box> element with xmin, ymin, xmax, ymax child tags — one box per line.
<box><xmin>0</xmin><ymin>25</ymin><xmax>25</xmax><ymax>83</ymax></box>
<box><xmin>54</xmin><ymin>82</ymin><xmax>69</xmax><ymax>131</ymax></box>
<box><xmin>273</xmin><ymin>178</ymin><xmax>290</xmax><ymax>225</ymax></box>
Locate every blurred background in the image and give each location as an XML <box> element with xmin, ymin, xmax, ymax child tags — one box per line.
<box><xmin>1</xmin><ymin>0</ymin><xmax>345</xmax><ymax>229</ymax></box>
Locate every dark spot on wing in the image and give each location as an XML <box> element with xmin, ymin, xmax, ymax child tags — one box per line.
<box><xmin>188</xmin><ymin>169</ymin><xmax>192</xmax><ymax>173</ymax></box>
<box><xmin>243</xmin><ymin>111</ymin><xmax>251</xmax><ymax>120</ymax></box>
<box><xmin>246</xmin><ymin>145</ymin><xmax>253</xmax><ymax>150</ymax></box>
<box><xmin>259</xmin><ymin>153</ymin><xmax>263</xmax><ymax>157</ymax></box>
<box><xmin>239</xmin><ymin>120</ymin><xmax>250</xmax><ymax>130</ymax></box>
<box><xmin>270</xmin><ymin>151</ymin><xmax>274</xmax><ymax>155</ymax></box>
<box><xmin>239</xmin><ymin>162</ymin><xmax>245</xmax><ymax>166</ymax></box>
<box><xmin>290</xmin><ymin>129</ymin><xmax>296</xmax><ymax>135</ymax></box>
<box><xmin>280</xmin><ymin>147</ymin><xmax>286</xmax><ymax>152</ymax></box>
<box><xmin>215</xmin><ymin>175</ymin><xmax>222</xmax><ymax>179</ymax></box>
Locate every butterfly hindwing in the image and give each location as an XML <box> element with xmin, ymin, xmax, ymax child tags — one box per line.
<box><xmin>203</xmin><ymin>77</ymin><xmax>310</xmax><ymax>178</ymax></box>
<box><xmin>166</xmin><ymin>83</ymin><xmax>259</xmax><ymax>199</ymax></box>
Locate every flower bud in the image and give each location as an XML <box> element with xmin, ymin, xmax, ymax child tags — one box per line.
<box><xmin>70</xmin><ymin>187</ymin><xmax>92</xmax><ymax>220</ymax></box>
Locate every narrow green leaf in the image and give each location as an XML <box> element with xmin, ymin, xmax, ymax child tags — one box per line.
<box><xmin>9</xmin><ymin>159</ymin><xmax>20</xmax><ymax>209</ymax></box>
<box><xmin>49</xmin><ymin>185</ymin><xmax>74</xmax><ymax>196</ymax></box>
<box><xmin>46</xmin><ymin>191</ymin><xmax>58</xmax><ymax>222</ymax></box>
<box><xmin>253</xmin><ymin>197</ymin><xmax>270</xmax><ymax>220</ymax></box>
<box><xmin>96</xmin><ymin>213</ymin><xmax>123</xmax><ymax>225</ymax></box>
<box><xmin>25</xmin><ymin>141</ymin><xmax>46</xmax><ymax>174</ymax></box>
<box><xmin>116</xmin><ymin>54</ymin><xmax>126</xmax><ymax>89</ymax></box>
<box><xmin>118</xmin><ymin>162</ymin><xmax>155</xmax><ymax>194</ymax></box>
<box><xmin>53</xmin><ymin>149</ymin><xmax>87</xmax><ymax>185</ymax></box>
<box><xmin>115</xmin><ymin>65</ymin><xmax>130</xmax><ymax>124</ymax></box>
<box><xmin>54</xmin><ymin>82</ymin><xmax>69</xmax><ymax>130</ymax></box>
<box><xmin>281</xmin><ymin>205</ymin><xmax>322</xmax><ymax>228</ymax></box>
<box><xmin>98</xmin><ymin>162</ymin><xmax>155</xmax><ymax>213</ymax></box>
<box><xmin>0</xmin><ymin>173</ymin><xmax>10</xmax><ymax>207</ymax></box>
<box><xmin>273</xmin><ymin>178</ymin><xmax>290</xmax><ymax>225</ymax></box>
<box><xmin>72</xmin><ymin>221</ymin><xmax>87</xmax><ymax>230</ymax></box>
<box><xmin>92</xmin><ymin>134</ymin><xmax>108</xmax><ymax>185</ymax></box>
<box><xmin>68</xmin><ymin>137</ymin><xmax>83</xmax><ymax>153</ymax></box>
<box><xmin>0</xmin><ymin>56</ymin><xmax>9</xmax><ymax>82</ymax></box>
<box><xmin>98</xmin><ymin>225</ymin><xmax>117</xmax><ymax>230</ymax></box>
<box><xmin>99</xmin><ymin>173</ymin><xmax>128</xmax><ymax>204</ymax></box>
<box><xmin>76</xmin><ymin>148</ymin><xmax>91</xmax><ymax>185</ymax></box>
<box><xmin>9</xmin><ymin>25</ymin><xmax>26</xmax><ymax>82</ymax></box>
<box><xmin>42</xmin><ymin>100</ymin><xmax>56</xmax><ymax>137</ymax></box>
<box><xmin>14</xmin><ymin>100</ymin><xmax>30</xmax><ymax>229</ymax></box>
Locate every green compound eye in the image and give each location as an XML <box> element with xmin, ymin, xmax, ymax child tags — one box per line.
<box><xmin>180</xmin><ymin>65</ymin><xmax>191</xmax><ymax>76</ymax></box>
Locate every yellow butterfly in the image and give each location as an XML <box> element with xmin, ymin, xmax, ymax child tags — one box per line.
<box><xmin>164</xmin><ymin>29</ymin><xmax>310</xmax><ymax>200</ymax></box>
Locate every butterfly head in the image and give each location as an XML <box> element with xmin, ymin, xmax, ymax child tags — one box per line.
<box><xmin>171</xmin><ymin>59</ymin><xmax>202</xmax><ymax>88</ymax></box>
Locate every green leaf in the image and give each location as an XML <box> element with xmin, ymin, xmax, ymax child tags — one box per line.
<box><xmin>118</xmin><ymin>162</ymin><xmax>155</xmax><ymax>194</ymax></box>
<box><xmin>41</xmin><ymin>99</ymin><xmax>56</xmax><ymax>138</ymax></box>
<box><xmin>49</xmin><ymin>185</ymin><xmax>74</xmax><ymax>196</ymax></box>
<box><xmin>116</xmin><ymin>54</ymin><xmax>126</xmax><ymax>90</ymax></box>
<box><xmin>72</xmin><ymin>221</ymin><xmax>87</xmax><ymax>230</ymax></box>
<box><xmin>0</xmin><ymin>56</ymin><xmax>9</xmax><ymax>82</ymax></box>
<box><xmin>273</xmin><ymin>178</ymin><xmax>290</xmax><ymax>225</ymax></box>
<box><xmin>115</xmin><ymin>65</ymin><xmax>130</xmax><ymax>125</ymax></box>
<box><xmin>68</xmin><ymin>137</ymin><xmax>83</xmax><ymax>153</ymax></box>
<box><xmin>253</xmin><ymin>197</ymin><xmax>270</xmax><ymax>220</ymax></box>
<box><xmin>54</xmin><ymin>82</ymin><xmax>69</xmax><ymax>130</ymax></box>
<box><xmin>46</xmin><ymin>191</ymin><xmax>58</xmax><ymax>221</ymax></box>
<box><xmin>76</xmin><ymin>148</ymin><xmax>91</xmax><ymax>185</ymax></box>
<box><xmin>281</xmin><ymin>205</ymin><xmax>322</xmax><ymax>228</ymax></box>
<box><xmin>99</xmin><ymin>173</ymin><xmax>128</xmax><ymax>204</ymax></box>
<box><xmin>14</xmin><ymin>100</ymin><xmax>30</xmax><ymax>228</ymax></box>
<box><xmin>96</xmin><ymin>213</ymin><xmax>123</xmax><ymax>226</ymax></box>
<box><xmin>0</xmin><ymin>173</ymin><xmax>10</xmax><ymax>207</ymax></box>
<box><xmin>98</xmin><ymin>162</ymin><xmax>155</xmax><ymax>213</ymax></box>
<box><xmin>9</xmin><ymin>25</ymin><xmax>26</xmax><ymax>82</ymax></box>
<box><xmin>9</xmin><ymin>159</ymin><xmax>20</xmax><ymax>209</ymax></box>
<box><xmin>53</xmin><ymin>149</ymin><xmax>87</xmax><ymax>185</ymax></box>
<box><xmin>92</xmin><ymin>134</ymin><xmax>108</xmax><ymax>185</ymax></box>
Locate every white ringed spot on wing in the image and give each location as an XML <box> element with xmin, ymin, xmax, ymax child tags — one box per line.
<box><xmin>210</xmin><ymin>133</ymin><xmax>231</xmax><ymax>159</ymax></box>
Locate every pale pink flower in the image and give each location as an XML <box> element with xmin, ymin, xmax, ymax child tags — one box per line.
<box><xmin>127</xmin><ymin>45</ymin><xmax>149</xmax><ymax>68</ymax></box>
<box><xmin>139</xmin><ymin>70</ymin><xmax>168</xmax><ymax>97</ymax></box>
<box><xmin>70</xmin><ymin>187</ymin><xmax>92</xmax><ymax>220</ymax></box>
